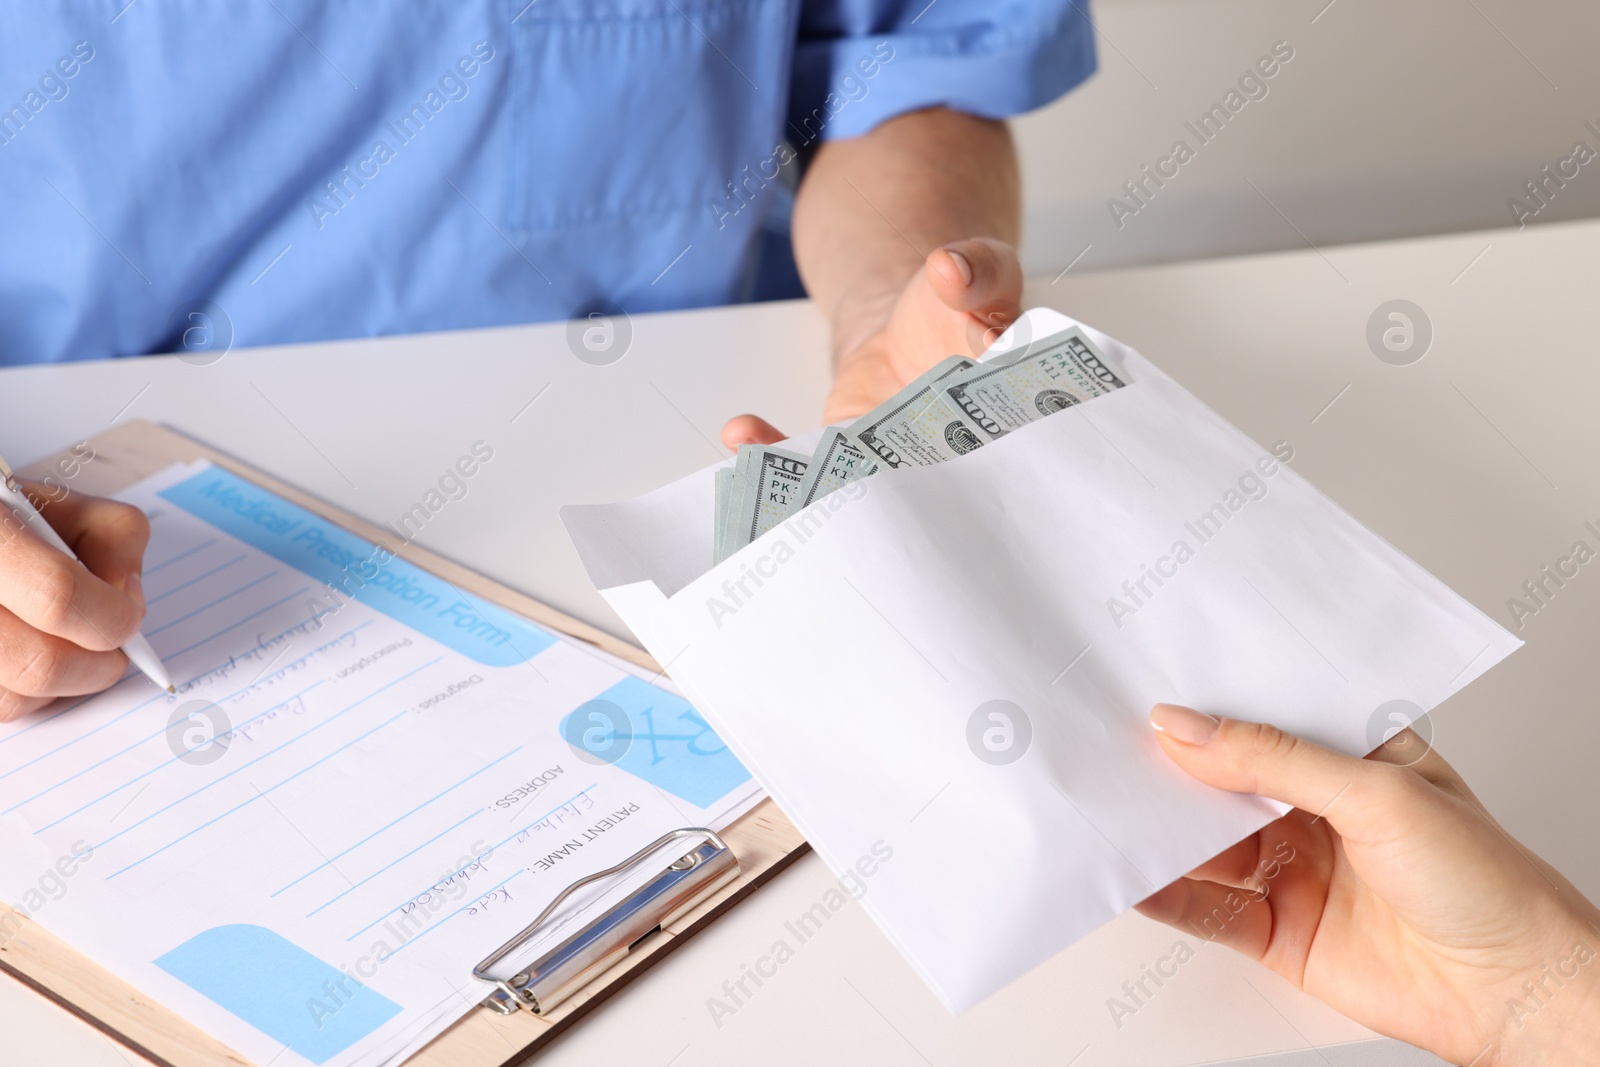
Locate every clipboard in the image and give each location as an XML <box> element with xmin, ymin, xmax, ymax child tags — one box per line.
<box><xmin>0</xmin><ymin>420</ymin><xmax>808</xmax><ymax>1067</ymax></box>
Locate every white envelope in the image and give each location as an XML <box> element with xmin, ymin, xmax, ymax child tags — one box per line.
<box><xmin>560</xmin><ymin>308</ymin><xmax>1519</xmax><ymax>1012</ymax></box>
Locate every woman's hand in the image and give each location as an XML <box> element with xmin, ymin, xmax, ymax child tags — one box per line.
<box><xmin>1138</xmin><ymin>704</ymin><xmax>1600</xmax><ymax>1067</ymax></box>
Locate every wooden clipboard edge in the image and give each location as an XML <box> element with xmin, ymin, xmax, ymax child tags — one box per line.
<box><xmin>0</xmin><ymin>954</ymin><xmax>191</xmax><ymax>1067</ymax></box>
<box><xmin>0</xmin><ymin>896</ymin><xmax>248</xmax><ymax>1067</ymax></box>
<box><xmin>6</xmin><ymin>421</ymin><xmax>808</xmax><ymax>1067</ymax></box>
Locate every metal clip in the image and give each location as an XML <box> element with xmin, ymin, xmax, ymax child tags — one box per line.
<box><xmin>472</xmin><ymin>827</ymin><xmax>738</xmax><ymax>1015</ymax></box>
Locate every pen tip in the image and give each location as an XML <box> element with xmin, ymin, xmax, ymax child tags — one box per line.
<box><xmin>167</xmin><ymin>685</ymin><xmax>176</xmax><ymax>694</ymax></box>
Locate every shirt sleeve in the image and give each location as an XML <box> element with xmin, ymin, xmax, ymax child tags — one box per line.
<box><xmin>788</xmin><ymin>0</ymin><xmax>1097</xmax><ymax>143</ymax></box>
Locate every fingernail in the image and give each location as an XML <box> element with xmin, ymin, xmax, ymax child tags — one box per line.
<box><xmin>942</xmin><ymin>248</ymin><xmax>973</xmax><ymax>286</ymax></box>
<box><xmin>1150</xmin><ymin>703</ymin><xmax>1220</xmax><ymax>745</ymax></box>
<box><xmin>125</xmin><ymin>573</ymin><xmax>145</xmax><ymax>613</ymax></box>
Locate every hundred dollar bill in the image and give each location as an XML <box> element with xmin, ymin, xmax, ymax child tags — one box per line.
<box><xmin>719</xmin><ymin>455</ymin><xmax>769</xmax><ymax>562</ymax></box>
<box><xmin>725</xmin><ymin>443</ymin><xmax>809</xmax><ymax>557</ymax></box>
<box><xmin>716</xmin><ymin>453</ymin><xmax>766</xmax><ymax>562</ymax></box>
<box><xmin>846</xmin><ymin>356</ymin><xmax>985</xmax><ymax>469</ymax></box>
<box><xmin>938</xmin><ymin>327</ymin><xmax>1130</xmax><ymax>441</ymax></box>
<box><xmin>793</xmin><ymin>427</ymin><xmax>879</xmax><ymax>509</ymax></box>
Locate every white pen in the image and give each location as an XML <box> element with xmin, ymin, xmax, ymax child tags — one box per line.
<box><xmin>0</xmin><ymin>453</ymin><xmax>175</xmax><ymax>694</ymax></box>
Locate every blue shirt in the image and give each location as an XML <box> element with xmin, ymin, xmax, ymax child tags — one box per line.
<box><xmin>0</xmin><ymin>1</ymin><xmax>1094</xmax><ymax>365</ymax></box>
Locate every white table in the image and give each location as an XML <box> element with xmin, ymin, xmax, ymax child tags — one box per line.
<box><xmin>5</xmin><ymin>217</ymin><xmax>1598</xmax><ymax>1067</ymax></box>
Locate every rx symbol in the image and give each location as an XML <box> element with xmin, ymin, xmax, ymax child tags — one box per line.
<box><xmin>632</xmin><ymin>706</ymin><xmax>728</xmax><ymax>765</ymax></box>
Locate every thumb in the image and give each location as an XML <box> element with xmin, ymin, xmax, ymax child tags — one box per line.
<box><xmin>1149</xmin><ymin>704</ymin><xmax>1395</xmax><ymax>833</ymax></box>
<box><xmin>721</xmin><ymin>414</ymin><xmax>785</xmax><ymax>449</ymax></box>
<box><xmin>924</xmin><ymin>237</ymin><xmax>1024</xmax><ymax>354</ymax></box>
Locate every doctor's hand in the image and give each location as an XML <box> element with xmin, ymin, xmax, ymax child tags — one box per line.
<box><xmin>1137</xmin><ymin>704</ymin><xmax>1600</xmax><ymax>1067</ymax></box>
<box><xmin>721</xmin><ymin>236</ymin><xmax>1024</xmax><ymax>448</ymax></box>
<box><xmin>0</xmin><ymin>483</ymin><xmax>150</xmax><ymax>720</ymax></box>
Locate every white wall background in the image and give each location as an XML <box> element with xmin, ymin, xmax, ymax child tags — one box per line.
<box><xmin>1013</xmin><ymin>0</ymin><xmax>1600</xmax><ymax>274</ymax></box>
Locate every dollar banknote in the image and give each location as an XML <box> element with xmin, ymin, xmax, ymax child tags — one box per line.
<box><xmin>792</xmin><ymin>428</ymin><xmax>879</xmax><ymax>509</ymax></box>
<box><xmin>937</xmin><ymin>328</ymin><xmax>1128</xmax><ymax>442</ymax></box>
<box><xmin>719</xmin><ymin>443</ymin><xmax>809</xmax><ymax>561</ymax></box>
<box><xmin>847</xmin><ymin>356</ymin><xmax>986</xmax><ymax>469</ymax></box>
<box><xmin>709</xmin><ymin>327</ymin><xmax>1135</xmax><ymax>560</ymax></box>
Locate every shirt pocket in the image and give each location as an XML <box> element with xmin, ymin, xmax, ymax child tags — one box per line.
<box><xmin>504</xmin><ymin>0</ymin><xmax>797</xmax><ymax>236</ymax></box>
